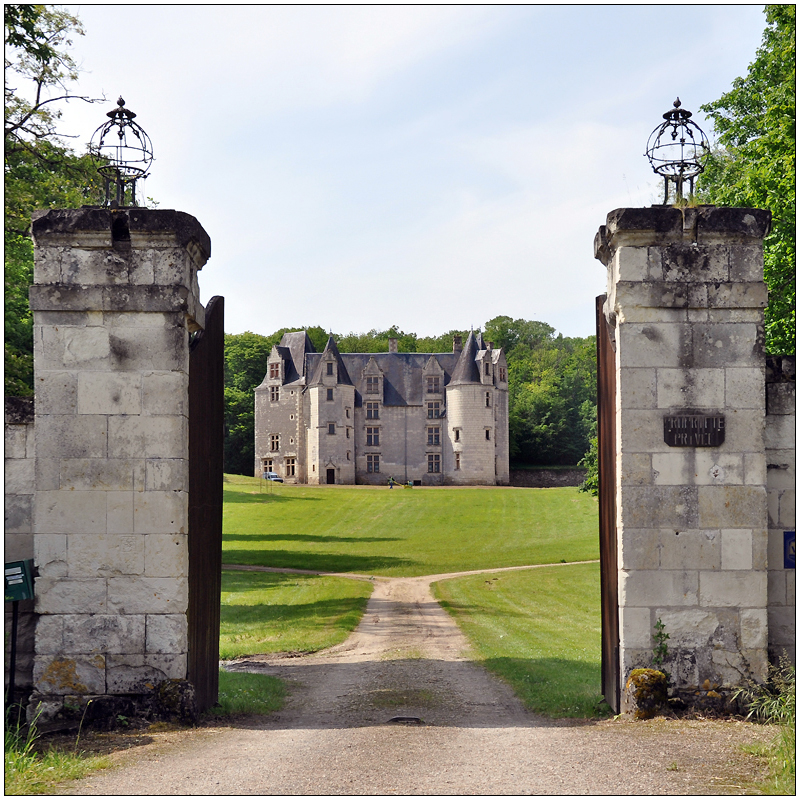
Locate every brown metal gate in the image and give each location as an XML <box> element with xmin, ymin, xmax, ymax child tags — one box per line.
<box><xmin>596</xmin><ymin>294</ymin><xmax>620</xmax><ymax>712</ymax></box>
<box><xmin>188</xmin><ymin>296</ymin><xmax>225</xmax><ymax>712</ymax></box>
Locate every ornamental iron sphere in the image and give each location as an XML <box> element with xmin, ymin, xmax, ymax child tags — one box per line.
<box><xmin>89</xmin><ymin>96</ymin><xmax>154</xmax><ymax>207</ymax></box>
<box><xmin>645</xmin><ymin>98</ymin><xmax>709</xmax><ymax>205</ymax></box>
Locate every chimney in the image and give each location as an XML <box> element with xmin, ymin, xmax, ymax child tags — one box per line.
<box><xmin>453</xmin><ymin>335</ymin><xmax>463</xmax><ymax>353</ymax></box>
<box><xmin>487</xmin><ymin>341</ymin><xmax>494</xmax><ymax>350</ymax></box>
<box><xmin>388</xmin><ymin>337</ymin><xmax>398</xmax><ymax>353</ymax></box>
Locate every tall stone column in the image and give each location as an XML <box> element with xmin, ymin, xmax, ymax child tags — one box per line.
<box><xmin>595</xmin><ymin>206</ymin><xmax>771</xmax><ymax>704</ymax></box>
<box><xmin>28</xmin><ymin>208</ymin><xmax>210</xmax><ymax>718</ymax></box>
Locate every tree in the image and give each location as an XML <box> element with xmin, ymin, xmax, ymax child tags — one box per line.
<box><xmin>698</xmin><ymin>5</ymin><xmax>795</xmax><ymax>354</ymax></box>
<box><xmin>4</xmin><ymin>6</ymin><xmax>104</xmax><ymax>395</ymax></box>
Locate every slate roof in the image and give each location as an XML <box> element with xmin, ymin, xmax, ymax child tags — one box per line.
<box><xmin>448</xmin><ymin>331</ymin><xmax>482</xmax><ymax>386</ymax></box>
<box><xmin>277</xmin><ymin>330</ymin><xmax>317</xmax><ymax>385</ymax></box>
<box><xmin>308</xmin><ymin>336</ymin><xmax>354</xmax><ymax>387</ymax></box>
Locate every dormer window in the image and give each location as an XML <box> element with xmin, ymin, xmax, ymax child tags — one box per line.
<box><xmin>269</xmin><ymin>363</ymin><xmax>280</xmax><ymax>380</ymax></box>
<box><xmin>484</xmin><ymin>362</ymin><xmax>490</xmax><ymax>376</ymax></box>
<box><xmin>366</xmin><ymin>376</ymin><xmax>380</xmax><ymax>394</ymax></box>
<box><xmin>499</xmin><ymin>367</ymin><xmax>506</xmax><ymax>382</ymax></box>
<box><xmin>326</xmin><ymin>362</ymin><xmax>334</xmax><ymax>376</ymax></box>
<box><xmin>426</xmin><ymin>376</ymin><xmax>440</xmax><ymax>394</ymax></box>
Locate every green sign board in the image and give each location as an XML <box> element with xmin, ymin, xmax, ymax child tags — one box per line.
<box><xmin>5</xmin><ymin>560</ymin><xmax>34</xmax><ymax>602</ymax></box>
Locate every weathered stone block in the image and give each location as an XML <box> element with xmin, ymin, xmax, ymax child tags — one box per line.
<box><xmin>744</xmin><ymin>452</ymin><xmax>767</xmax><ymax>486</ymax></box>
<box><xmin>34</xmin><ymin>458</ymin><xmax>60</xmax><ymax>491</ymax></box>
<box><xmin>133</xmin><ymin>491</ymin><xmax>187</xmax><ymax>534</ymax></box>
<box><xmin>740</xmin><ymin>608</ymin><xmax>768</xmax><ymax>650</ymax></box>
<box><xmin>659</xmin><ymin>529</ymin><xmax>720</xmax><ymax>571</ymax></box>
<box><xmin>619</xmin><ymin>606</ymin><xmax>651</xmax><ymax>648</ymax></box>
<box><xmin>35</xmin><ymin>616</ymin><xmax>64</xmax><ymax>654</ymax></box>
<box><xmin>35</xmin><ymin>490</ymin><xmax>107</xmax><ymax>534</ymax></box>
<box><xmin>767</xmin><ymin>569</ymin><xmax>787</xmax><ymax>605</ymax></box>
<box><xmin>34</xmin><ymin>654</ymin><xmax>106</xmax><ymax>695</ymax></box>
<box><xmin>38</xmin><ymin>325</ymin><xmax>111</xmax><ymax>370</ymax></box>
<box><xmin>60</xmin><ymin>459</ymin><xmax>134</xmax><ymax>491</ymax></box>
<box><xmin>106</xmin><ymin>577</ymin><xmax>188</xmax><ymax>615</ymax></box>
<box><xmin>5</xmin><ymin>425</ymin><xmax>29</xmax><ymax>459</ymax></box>
<box><xmin>767</xmin><ymin>527</ymin><xmax>787</xmax><ymax>570</ymax></box>
<box><xmin>4</xmin><ymin>494</ymin><xmax>32</xmax><ymax>534</ymax></box>
<box><xmin>105</xmin><ymin>652</ymin><xmax>187</xmax><ymax>693</ymax></box>
<box><xmin>60</xmin><ymin>248</ymin><xmax>130</xmax><ymax>286</ymax></box>
<box><xmin>67</xmin><ymin>534</ymin><xmax>144</xmax><ymax>577</ymax></box>
<box><xmin>751</xmin><ymin>527</ymin><xmax>768</xmax><ymax>571</ymax></box>
<box><xmin>77</xmin><ymin>373</ymin><xmax>142</xmax><ymax>415</ymax></box>
<box><xmin>779</xmin><ymin>489</ymin><xmax>795</xmax><ymax>527</ymax></box>
<box><xmin>699</xmin><ymin>571</ymin><xmax>767</xmax><ymax>608</ymax></box>
<box><xmin>5</xmin><ymin>458</ymin><xmax>35</xmax><ymax>495</ymax></box>
<box><xmin>615</xmin><ymin>247</ymin><xmax>649</xmax><ymax>281</ymax></box>
<box><xmin>108</xmin><ymin>326</ymin><xmax>187</xmax><ymax>372</ymax></box>
<box><xmin>620</xmin><ymin>529</ymin><xmax>660</xmax><ymax>570</ymax></box>
<box><xmin>144</xmin><ymin>535</ymin><xmax>188</xmax><ymax>577</ymax></box>
<box><xmin>655</xmin><ymin>608</ymin><xmax>721</xmax><ymax>649</ymax></box>
<box><xmin>4</xmin><ymin>529</ymin><xmax>33</xmax><ymax>561</ymax></box>
<box><xmin>620</xmin><ymin>410</ymin><xmax>671</xmax><ymax>453</ymax></box>
<box><xmin>142</xmin><ymin>371</ymin><xmax>188</xmax><ymax>416</ymax></box>
<box><xmin>725</xmin><ymin>367</ymin><xmax>766</xmax><ymax>409</ymax></box>
<box><xmin>692</xmin><ymin>452</ymin><xmax>744</xmax><ymax>486</ymax></box>
<box><xmin>34</xmin><ymin>371</ymin><xmax>78</xmax><ymax>415</ymax></box>
<box><xmin>618</xmin><ymin>368</ymin><xmax>657</xmax><ymax>409</ymax></box>
<box><xmin>765</xmin><ymin>460</ymin><xmax>795</xmax><ymax>490</ymax></box>
<box><xmin>108</xmin><ymin>416</ymin><xmax>185</xmax><ymax>459</ymax></box>
<box><xmin>767</xmin><ymin>382</ymin><xmax>796</xmax><ymax>415</ymax></box>
<box><xmin>34</xmin><ymin>533</ymin><xmax>67</xmax><ymax>577</ymax></box>
<box><xmin>698</xmin><ymin>485</ymin><xmax>766</xmax><ymax>529</ymax></box>
<box><xmin>693</xmin><ymin>323</ymin><xmax>763</xmax><ymax>368</ymax></box>
<box><xmin>35</xmin><ymin>577</ymin><xmax>107</xmax><ymax>614</ymax></box>
<box><xmin>721</xmin><ymin>529</ymin><xmax>753</xmax><ymax>570</ymax></box>
<box><xmin>107</xmin><ymin>491</ymin><xmax>134</xmax><ymax>534</ymax></box>
<box><xmin>651</xmin><ymin>451</ymin><xmax>694</xmax><ymax>486</ymax></box>
<box><xmin>619</xmin><ymin>453</ymin><xmax>653</xmax><ymax>486</ymax></box>
<box><xmin>62</xmin><ymin>615</ymin><xmax>145</xmax><ymax>654</ymax></box>
<box><xmin>619</xmin><ymin>485</ymin><xmax>698</xmax><ymax>529</ymax></box>
<box><xmin>145</xmin><ymin>459</ymin><xmax>188</xmax><ymax>492</ymax></box>
<box><xmin>706</xmin><ymin>282</ymin><xmax>768</xmax><ymax>309</ymax></box>
<box><xmin>765</xmin><ymin>413</ymin><xmax>795</xmax><ymax>451</ymax></box>
<box><xmin>618</xmin><ymin>323</ymin><xmax>689</xmax><ymax>368</ymax></box>
<box><xmin>619</xmin><ymin>569</ymin><xmax>698</xmax><ymax>607</ymax></box>
<box><xmin>723</xmin><ymin>408</ymin><xmax>766</xmax><ymax>454</ymax></box>
<box><xmin>35</xmin><ymin>415</ymin><xmax>108</xmax><ymax>459</ymax></box>
<box><xmin>768</xmin><ymin>606</ymin><xmax>796</xmax><ymax>648</ymax></box>
<box><xmin>729</xmin><ymin>244</ymin><xmax>764</xmax><ymax>282</ymax></box>
<box><xmin>146</xmin><ymin>614</ymin><xmax>188</xmax><ymax>654</ymax></box>
<box><xmin>656</xmin><ymin>368</ymin><xmax>725</xmax><ymax>408</ymax></box>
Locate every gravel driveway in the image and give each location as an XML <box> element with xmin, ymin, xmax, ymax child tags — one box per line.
<box><xmin>64</xmin><ymin>564</ymin><xmax>771</xmax><ymax>795</ymax></box>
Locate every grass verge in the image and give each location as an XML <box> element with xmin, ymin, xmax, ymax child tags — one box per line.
<box><xmin>223</xmin><ymin>474</ymin><xmax>598</xmax><ymax>576</ymax></box>
<box><xmin>206</xmin><ymin>669</ymin><xmax>288</xmax><ymax>716</ymax></box>
<box><xmin>4</xmin><ymin>709</ymin><xmax>111</xmax><ymax>795</ymax></box>
<box><xmin>433</xmin><ymin>562</ymin><xmax>606</xmax><ymax>718</ymax></box>
<box><xmin>220</xmin><ymin>569</ymin><xmax>372</xmax><ymax>659</ymax></box>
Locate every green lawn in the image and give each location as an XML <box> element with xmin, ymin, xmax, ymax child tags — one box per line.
<box><xmin>223</xmin><ymin>474</ymin><xmax>598</xmax><ymax>577</ymax></box>
<box><xmin>220</xmin><ymin>569</ymin><xmax>373</xmax><ymax>659</ymax></box>
<box><xmin>432</xmin><ymin>562</ymin><xmax>605</xmax><ymax>718</ymax></box>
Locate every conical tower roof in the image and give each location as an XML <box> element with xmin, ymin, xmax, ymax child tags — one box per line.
<box><xmin>308</xmin><ymin>336</ymin><xmax>353</xmax><ymax>386</ymax></box>
<box><xmin>448</xmin><ymin>330</ymin><xmax>481</xmax><ymax>385</ymax></box>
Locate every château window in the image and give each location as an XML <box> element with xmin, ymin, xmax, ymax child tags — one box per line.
<box><xmin>454</xmin><ymin>452</ymin><xmax>461</xmax><ymax>470</ymax></box>
<box><xmin>367</xmin><ymin>454</ymin><xmax>380</xmax><ymax>473</ymax></box>
<box><xmin>485</xmin><ymin>392</ymin><xmax>491</xmax><ymax>407</ymax></box>
<box><xmin>427</xmin><ymin>426</ymin><xmax>440</xmax><ymax>446</ymax></box>
<box><xmin>269</xmin><ymin>363</ymin><xmax>280</xmax><ymax>380</ymax></box>
<box><xmin>427</xmin><ymin>453</ymin><xmax>440</xmax><ymax>473</ymax></box>
<box><xmin>346</xmin><ymin>428</ymin><xmax>350</xmax><ymax>439</ymax></box>
<box><xmin>484</xmin><ymin>362</ymin><xmax>490</xmax><ymax>376</ymax></box>
<box><xmin>427</xmin><ymin>402</ymin><xmax>441</xmax><ymax>419</ymax></box>
<box><xmin>499</xmin><ymin>367</ymin><xmax>506</xmax><ymax>382</ymax></box>
<box><xmin>326</xmin><ymin>388</ymin><xmax>334</xmax><ymax>401</ymax></box>
<box><xmin>366</xmin><ymin>376</ymin><xmax>380</xmax><ymax>394</ymax></box>
<box><xmin>327</xmin><ymin>362</ymin><xmax>334</xmax><ymax>376</ymax></box>
<box><xmin>328</xmin><ymin>423</ymin><xmax>336</xmax><ymax>435</ymax></box>
<box><xmin>426</xmin><ymin>376</ymin><xmax>440</xmax><ymax>394</ymax></box>
<box><xmin>285</xmin><ymin>458</ymin><xmax>296</xmax><ymax>477</ymax></box>
<box><xmin>366</xmin><ymin>427</ymin><xmax>380</xmax><ymax>446</ymax></box>
<box><xmin>454</xmin><ymin>428</ymin><xmax>460</xmax><ymax>442</ymax></box>
<box><xmin>346</xmin><ymin>408</ymin><xmax>350</xmax><ymax>419</ymax></box>
<box><xmin>366</xmin><ymin>402</ymin><xmax>379</xmax><ymax>420</ymax></box>
<box><xmin>270</xmin><ymin>434</ymin><xmax>280</xmax><ymax>452</ymax></box>
<box><xmin>263</xmin><ymin>459</ymin><xmax>273</xmax><ymax>472</ymax></box>
<box><xmin>485</xmin><ymin>429</ymin><xmax>491</xmax><ymax>440</ymax></box>
<box><xmin>347</xmin><ymin>451</ymin><xmax>351</xmax><ymax>461</ymax></box>
<box><xmin>270</xmin><ymin>386</ymin><xmax>280</xmax><ymax>402</ymax></box>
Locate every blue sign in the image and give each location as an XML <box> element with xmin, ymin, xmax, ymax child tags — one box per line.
<box><xmin>785</xmin><ymin>531</ymin><xmax>796</xmax><ymax>570</ymax></box>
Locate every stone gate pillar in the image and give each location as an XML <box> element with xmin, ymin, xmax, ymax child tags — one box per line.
<box><xmin>595</xmin><ymin>206</ymin><xmax>771</xmax><ymax>706</ymax></box>
<box><xmin>28</xmin><ymin>208</ymin><xmax>210</xmax><ymax>719</ymax></box>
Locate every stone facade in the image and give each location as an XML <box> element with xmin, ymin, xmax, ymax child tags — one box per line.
<box><xmin>765</xmin><ymin>356</ymin><xmax>796</xmax><ymax>663</ymax></box>
<box><xmin>254</xmin><ymin>331</ymin><xmax>510</xmax><ymax>485</ymax></box>
<box><xmin>26</xmin><ymin>208</ymin><xmax>210</xmax><ymax>718</ymax></box>
<box><xmin>594</xmin><ymin>206</ymin><xmax>785</xmax><ymax>705</ymax></box>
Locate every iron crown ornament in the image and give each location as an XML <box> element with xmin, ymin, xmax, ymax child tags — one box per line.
<box><xmin>89</xmin><ymin>96</ymin><xmax>154</xmax><ymax>207</ymax></box>
<box><xmin>645</xmin><ymin>98</ymin><xmax>710</xmax><ymax>205</ymax></box>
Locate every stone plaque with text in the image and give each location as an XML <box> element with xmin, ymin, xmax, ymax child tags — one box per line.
<box><xmin>664</xmin><ymin>414</ymin><xmax>725</xmax><ymax>447</ymax></box>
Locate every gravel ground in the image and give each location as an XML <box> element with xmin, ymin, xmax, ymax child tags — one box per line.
<box><xmin>63</xmin><ymin>565</ymin><xmax>773</xmax><ymax>795</ymax></box>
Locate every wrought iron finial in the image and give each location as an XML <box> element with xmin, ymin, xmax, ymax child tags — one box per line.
<box><xmin>645</xmin><ymin>98</ymin><xmax>709</xmax><ymax>204</ymax></box>
<box><xmin>89</xmin><ymin>97</ymin><xmax>153</xmax><ymax>207</ymax></box>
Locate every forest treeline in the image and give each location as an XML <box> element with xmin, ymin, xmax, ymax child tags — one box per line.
<box><xmin>223</xmin><ymin>318</ymin><xmax>597</xmax><ymax>476</ymax></box>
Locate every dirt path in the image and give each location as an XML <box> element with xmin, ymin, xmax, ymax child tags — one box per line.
<box><xmin>65</xmin><ymin>564</ymin><xmax>771</xmax><ymax>795</ymax></box>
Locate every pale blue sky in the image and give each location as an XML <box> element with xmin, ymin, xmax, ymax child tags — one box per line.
<box><xmin>57</xmin><ymin>4</ymin><xmax>766</xmax><ymax>339</ymax></box>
